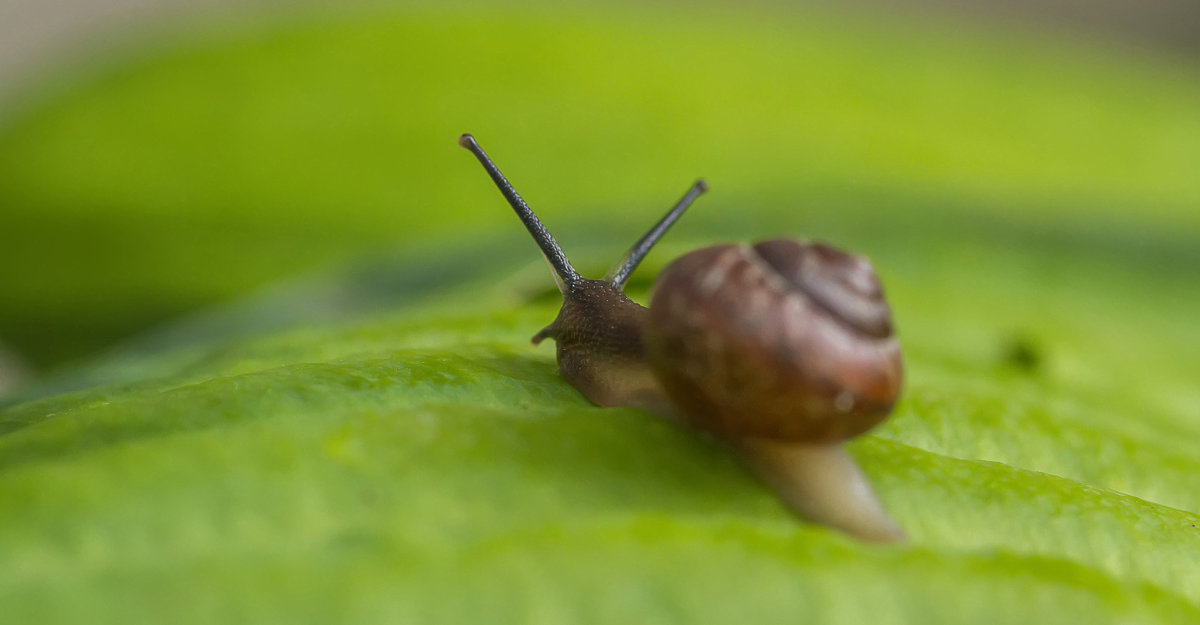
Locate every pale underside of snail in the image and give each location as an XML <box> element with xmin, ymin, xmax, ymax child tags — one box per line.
<box><xmin>459</xmin><ymin>133</ymin><xmax>905</xmax><ymax>543</ymax></box>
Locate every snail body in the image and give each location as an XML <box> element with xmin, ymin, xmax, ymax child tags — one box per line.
<box><xmin>459</xmin><ymin>134</ymin><xmax>905</xmax><ymax>543</ymax></box>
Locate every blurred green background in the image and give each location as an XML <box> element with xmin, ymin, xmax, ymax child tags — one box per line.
<box><xmin>1</xmin><ymin>0</ymin><xmax>1197</xmax><ymax>377</ymax></box>
<box><xmin>1</xmin><ymin>0</ymin><xmax>1199</xmax><ymax>622</ymax></box>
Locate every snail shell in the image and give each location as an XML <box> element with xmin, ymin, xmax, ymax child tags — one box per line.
<box><xmin>645</xmin><ymin>239</ymin><xmax>902</xmax><ymax>443</ymax></box>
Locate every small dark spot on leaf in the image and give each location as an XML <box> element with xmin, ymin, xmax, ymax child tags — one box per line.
<box><xmin>1001</xmin><ymin>334</ymin><xmax>1043</xmax><ymax>373</ymax></box>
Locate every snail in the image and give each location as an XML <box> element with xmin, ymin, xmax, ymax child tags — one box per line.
<box><xmin>459</xmin><ymin>133</ymin><xmax>905</xmax><ymax>543</ymax></box>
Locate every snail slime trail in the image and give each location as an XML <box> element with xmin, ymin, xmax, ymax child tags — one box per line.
<box><xmin>459</xmin><ymin>133</ymin><xmax>905</xmax><ymax>543</ymax></box>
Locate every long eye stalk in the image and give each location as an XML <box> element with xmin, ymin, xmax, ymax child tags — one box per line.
<box><xmin>606</xmin><ymin>179</ymin><xmax>708</xmax><ymax>290</ymax></box>
<box><xmin>459</xmin><ymin>133</ymin><xmax>580</xmax><ymax>291</ymax></box>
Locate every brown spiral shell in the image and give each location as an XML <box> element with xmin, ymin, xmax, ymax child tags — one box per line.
<box><xmin>644</xmin><ymin>238</ymin><xmax>902</xmax><ymax>443</ymax></box>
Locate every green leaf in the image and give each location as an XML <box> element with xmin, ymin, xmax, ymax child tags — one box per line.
<box><xmin>4</xmin><ymin>209</ymin><xmax>1200</xmax><ymax>622</ymax></box>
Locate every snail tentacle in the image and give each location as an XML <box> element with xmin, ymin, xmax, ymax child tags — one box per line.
<box><xmin>606</xmin><ymin>179</ymin><xmax>708</xmax><ymax>290</ymax></box>
<box><xmin>459</xmin><ymin>134</ymin><xmax>580</xmax><ymax>292</ymax></box>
